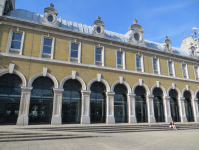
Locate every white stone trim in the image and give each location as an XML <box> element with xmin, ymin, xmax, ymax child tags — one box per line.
<box><xmin>40</xmin><ymin>35</ymin><xmax>55</xmax><ymax>59</ymax></box>
<box><xmin>6</xmin><ymin>29</ymin><xmax>25</xmax><ymax>55</ymax></box>
<box><xmin>88</xmin><ymin>78</ymin><xmax>110</xmax><ymax>92</ymax></box>
<box><xmin>116</xmin><ymin>49</ymin><xmax>126</xmax><ymax>69</ymax></box>
<box><xmin>60</xmin><ymin>75</ymin><xmax>86</xmax><ymax>90</ymax></box>
<box><xmin>69</xmin><ymin>40</ymin><xmax>82</xmax><ymax>63</ymax></box>
<box><xmin>111</xmin><ymin>80</ymin><xmax>132</xmax><ymax>93</ymax></box>
<box><xmin>152</xmin><ymin>56</ymin><xmax>161</xmax><ymax>75</ymax></box>
<box><xmin>167</xmin><ymin>60</ymin><xmax>176</xmax><ymax>77</ymax></box>
<box><xmin>193</xmin><ymin>65</ymin><xmax>199</xmax><ymax>80</ymax></box>
<box><xmin>0</xmin><ymin>69</ymin><xmax>27</xmax><ymax>86</ymax></box>
<box><xmin>94</xmin><ymin>45</ymin><xmax>105</xmax><ymax>66</ymax></box>
<box><xmin>195</xmin><ymin>89</ymin><xmax>199</xmax><ymax>98</ymax></box>
<box><xmin>181</xmin><ymin>62</ymin><xmax>189</xmax><ymax>79</ymax></box>
<box><xmin>43</xmin><ymin>67</ymin><xmax>48</xmax><ymax>76</ymax></box>
<box><xmin>9</xmin><ymin>63</ymin><xmax>15</xmax><ymax>73</ymax></box>
<box><xmin>135</xmin><ymin>53</ymin><xmax>144</xmax><ymax>72</ymax></box>
<box><xmin>132</xmin><ymin>82</ymin><xmax>150</xmax><ymax>95</ymax></box>
<box><xmin>3</xmin><ymin>52</ymin><xmax>199</xmax><ymax>84</ymax></box>
<box><xmin>28</xmin><ymin>72</ymin><xmax>59</xmax><ymax>88</ymax></box>
<box><xmin>151</xmin><ymin>84</ymin><xmax>167</xmax><ymax>96</ymax></box>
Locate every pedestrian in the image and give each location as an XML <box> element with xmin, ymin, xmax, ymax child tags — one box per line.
<box><xmin>170</xmin><ymin>120</ymin><xmax>177</xmax><ymax>130</ymax></box>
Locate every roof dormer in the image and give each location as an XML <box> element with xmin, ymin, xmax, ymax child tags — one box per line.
<box><xmin>128</xmin><ymin>19</ymin><xmax>146</xmax><ymax>47</ymax></box>
<box><xmin>92</xmin><ymin>16</ymin><xmax>106</xmax><ymax>38</ymax></box>
<box><xmin>41</xmin><ymin>3</ymin><xmax>59</xmax><ymax>28</ymax></box>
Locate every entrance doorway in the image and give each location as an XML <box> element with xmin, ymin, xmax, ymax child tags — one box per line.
<box><xmin>184</xmin><ymin>90</ymin><xmax>194</xmax><ymax>122</ymax></box>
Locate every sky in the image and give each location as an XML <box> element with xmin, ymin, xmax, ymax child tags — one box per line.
<box><xmin>15</xmin><ymin>0</ymin><xmax>199</xmax><ymax>48</ymax></box>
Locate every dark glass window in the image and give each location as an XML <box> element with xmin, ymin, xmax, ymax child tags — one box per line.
<box><xmin>11</xmin><ymin>33</ymin><xmax>22</xmax><ymax>49</ymax></box>
<box><xmin>153</xmin><ymin>58</ymin><xmax>158</xmax><ymax>71</ymax></box>
<box><xmin>134</xmin><ymin>33</ymin><xmax>139</xmax><ymax>41</ymax></box>
<box><xmin>0</xmin><ymin>74</ymin><xmax>22</xmax><ymax>125</ymax></box>
<box><xmin>95</xmin><ymin>48</ymin><xmax>102</xmax><ymax>62</ymax></box>
<box><xmin>168</xmin><ymin>61</ymin><xmax>173</xmax><ymax>75</ymax></box>
<box><xmin>135</xmin><ymin>86</ymin><xmax>146</xmax><ymax>96</ymax></box>
<box><xmin>47</xmin><ymin>16</ymin><xmax>53</xmax><ymax>22</ymax></box>
<box><xmin>153</xmin><ymin>87</ymin><xmax>163</xmax><ymax>97</ymax></box>
<box><xmin>70</xmin><ymin>43</ymin><xmax>79</xmax><ymax>58</ymax></box>
<box><xmin>169</xmin><ymin>89</ymin><xmax>178</xmax><ymax>98</ymax></box>
<box><xmin>62</xmin><ymin>79</ymin><xmax>81</xmax><ymax>124</ymax></box>
<box><xmin>90</xmin><ymin>82</ymin><xmax>106</xmax><ymax>123</ymax></box>
<box><xmin>97</xmin><ymin>27</ymin><xmax>101</xmax><ymax>33</ymax></box>
<box><xmin>136</xmin><ymin>55</ymin><xmax>141</xmax><ymax>69</ymax></box>
<box><xmin>183</xmin><ymin>90</ymin><xmax>191</xmax><ymax>98</ymax></box>
<box><xmin>183</xmin><ymin>90</ymin><xmax>194</xmax><ymax>122</ymax></box>
<box><xmin>169</xmin><ymin>89</ymin><xmax>180</xmax><ymax>122</ymax></box>
<box><xmin>114</xmin><ymin>84</ymin><xmax>128</xmax><ymax>123</ymax></box>
<box><xmin>117</xmin><ymin>52</ymin><xmax>122</xmax><ymax>65</ymax></box>
<box><xmin>43</xmin><ymin>38</ymin><xmax>52</xmax><ymax>54</ymax></box>
<box><xmin>29</xmin><ymin>77</ymin><xmax>54</xmax><ymax>124</ymax></box>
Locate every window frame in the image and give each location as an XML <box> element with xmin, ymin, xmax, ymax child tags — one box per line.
<box><xmin>7</xmin><ymin>29</ymin><xmax>25</xmax><ymax>55</ymax></box>
<box><xmin>40</xmin><ymin>35</ymin><xmax>55</xmax><ymax>59</ymax></box>
<box><xmin>135</xmin><ymin>53</ymin><xmax>144</xmax><ymax>72</ymax></box>
<box><xmin>194</xmin><ymin>65</ymin><xmax>199</xmax><ymax>80</ymax></box>
<box><xmin>94</xmin><ymin>45</ymin><xmax>105</xmax><ymax>66</ymax></box>
<box><xmin>152</xmin><ymin>57</ymin><xmax>161</xmax><ymax>75</ymax></box>
<box><xmin>181</xmin><ymin>63</ymin><xmax>189</xmax><ymax>79</ymax></box>
<box><xmin>116</xmin><ymin>49</ymin><xmax>126</xmax><ymax>69</ymax></box>
<box><xmin>69</xmin><ymin>40</ymin><xmax>82</xmax><ymax>63</ymax></box>
<box><xmin>167</xmin><ymin>60</ymin><xmax>176</xmax><ymax>77</ymax></box>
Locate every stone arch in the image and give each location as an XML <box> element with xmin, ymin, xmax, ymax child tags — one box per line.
<box><xmin>111</xmin><ymin>81</ymin><xmax>132</xmax><ymax>93</ymax></box>
<box><xmin>60</xmin><ymin>75</ymin><xmax>86</xmax><ymax>90</ymax></box>
<box><xmin>0</xmin><ymin>69</ymin><xmax>27</xmax><ymax>86</ymax></box>
<box><xmin>87</xmin><ymin>78</ymin><xmax>111</xmax><ymax>92</ymax></box>
<box><xmin>182</xmin><ymin>88</ymin><xmax>194</xmax><ymax>98</ymax></box>
<box><xmin>132</xmin><ymin>83</ymin><xmax>150</xmax><ymax>95</ymax></box>
<box><xmin>151</xmin><ymin>85</ymin><xmax>167</xmax><ymax>96</ymax></box>
<box><xmin>28</xmin><ymin>72</ymin><xmax>59</xmax><ymax>88</ymax></box>
<box><xmin>167</xmin><ymin>87</ymin><xmax>182</xmax><ymax>97</ymax></box>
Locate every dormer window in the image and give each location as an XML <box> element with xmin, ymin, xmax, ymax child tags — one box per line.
<box><xmin>134</xmin><ymin>33</ymin><xmax>139</xmax><ymax>41</ymax></box>
<box><xmin>97</xmin><ymin>27</ymin><xmax>101</xmax><ymax>33</ymax></box>
<box><xmin>47</xmin><ymin>15</ymin><xmax>53</xmax><ymax>22</ymax></box>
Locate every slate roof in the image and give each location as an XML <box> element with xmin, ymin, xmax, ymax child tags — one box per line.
<box><xmin>6</xmin><ymin>9</ymin><xmax>191</xmax><ymax>58</ymax></box>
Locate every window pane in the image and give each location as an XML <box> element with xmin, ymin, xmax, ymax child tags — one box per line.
<box><xmin>47</xmin><ymin>16</ymin><xmax>53</xmax><ymax>22</ymax></box>
<box><xmin>12</xmin><ymin>33</ymin><xmax>22</xmax><ymax>41</ymax></box>
<box><xmin>154</xmin><ymin>64</ymin><xmax>157</xmax><ymax>71</ymax></box>
<box><xmin>43</xmin><ymin>46</ymin><xmax>51</xmax><ymax>54</ymax></box>
<box><xmin>71</xmin><ymin>50</ymin><xmax>78</xmax><ymax>58</ymax></box>
<box><xmin>136</xmin><ymin>62</ymin><xmax>140</xmax><ymax>68</ymax></box>
<box><xmin>44</xmin><ymin>38</ymin><xmax>52</xmax><ymax>46</ymax></box>
<box><xmin>136</xmin><ymin>55</ymin><xmax>140</xmax><ymax>62</ymax></box>
<box><xmin>117</xmin><ymin>58</ymin><xmax>122</xmax><ymax>65</ymax></box>
<box><xmin>134</xmin><ymin>34</ymin><xmax>139</xmax><ymax>41</ymax></box>
<box><xmin>117</xmin><ymin>52</ymin><xmax>122</xmax><ymax>58</ymax></box>
<box><xmin>96</xmin><ymin>48</ymin><xmax>102</xmax><ymax>54</ymax></box>
<box><xmin>153</xmin><ymin>59</ymin><xmax>157</xmax><ymax>65</ymax></box>
<box><xmin>71</xmin><ymin>43</ymin><xmax>78</xmax><ymax>50</ymax></box>
<box><xmin>11</xmin><ymin>41</ymin><xmax>21</xmax><ymax>49</ymax></box>
<box><xmin>96</xmin><ymin>55</ymin><xmax>101</xmax><ymax>62</ymax></box>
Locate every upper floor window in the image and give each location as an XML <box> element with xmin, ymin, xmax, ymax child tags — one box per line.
<box><xmin>168</xmin><ymin>60</ymin><xmax>175</xmax><ymax>77</ymax></box>
<box><xmin>94</xmin><ymin>45</ymin><xmax>104</xmax><ymax>66</ymax></box>
<box><xmin>136</xmin><ymin>54</ymin><xmax>144</xmax><ymax>72</ymax></box>
<box><xmin>116</xmin><ymin>50</ymin><xmax>126</xmax><ymax>69</ymax></box>
<box><xmin>152</xmin><ymin>57</ymin><xmax>160</xmax><ymax>74</ymax></box>
<box><xmin>7</xmin><ymin>29</ymin><xmax>25</xmax><ymax>55</ymax></box>
<box><xmin>40</xmin><ymin>35</ymin><xmax>55</xmax><ymax>59</ymax></box>
<box><xmin>69</xmin><ymin>40</ymin><xmax>81</xmax><ymax>63</ymax></box>
<box><xmin>194</xmin><ymin>66</ymin><xmax>199</xmax><ymax>80</ymax></box>
<box><xmin>182</xmin><ymin>63</ymin><xmax>189</xmax><ymax>79</ymax></box>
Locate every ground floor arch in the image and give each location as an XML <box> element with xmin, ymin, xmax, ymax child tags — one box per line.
<box><xmin>183</xmin><ymin>90</ymin><xmax>194</xmax><ymax>122</ymax></box>
<box><xmin>169</xmin><ymin>89</ymin><xmax>180</xmax><ymax>122</ymax></box>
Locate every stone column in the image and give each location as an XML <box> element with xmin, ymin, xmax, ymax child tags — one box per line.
<box><xmin>127</xmin><ymin>93</ymin><xmax>137</xmax><ymax>123</ymax></box>
<box><xmin>147</xmin><ymin>95</ymin><xmax>156</xmax><ymax>123</ymax></box>
<box><xmin>81</xmin><ymin>90</ymin><xmax>91</xmax><ymax>124</ymax></box>
<box><xmin>106</xmin><ymin>92</ymin><xmax>115</xmax><ymax>124</ymax></box>
<box><xmin>193</xmin><ymin>98</ymin><xmax>199</xmax><ymax>122</ymax></box>
<box><xmin>164</xmin><ymin>96</ymin><xmax>172</xmax><ymax>123</ymax></box>
<box><xmin>51</xmin><ymin>88</ymin><xmax>64</xmax><ymax>125</ymax></box>
<box><xmin>179</xmin><ymin>97</ymin><xmax>187</xmax><ymax>122</ymax></box>
<box><xmin>17</xmin><ymin>86</ymin><xmax>33</xmax><ymax>125</ymax></box>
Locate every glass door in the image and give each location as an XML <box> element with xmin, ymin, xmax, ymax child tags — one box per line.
<box><xmin>170</xmin><ymin>97</ymin><xmax>180</xmax><ymax>122</ymax></box>
<box><xmin>153</xmin><ymin>96</ymin><xmax>165</xmax><ymax>122</ymax></box>
<box><xmin>184</xmin><ymin>98</ymin><xmax>194</xmax><ymax>122</ymax></box>
<box><xmin>135</xmin><ymin>95</ymin><xmax>148</xmax><ymax>123</ymax></box>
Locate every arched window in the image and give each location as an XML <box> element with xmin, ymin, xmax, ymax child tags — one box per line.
<box><xmin>62</xmin><ymin>79</ymin><xmax>82</xmax><ymax>124</ymax></box>
<box><xmin>0</xmin><ymin>74</ymin><xmax>22</xmax><ymax>125</ymax></box>
<box><xmin>90</xmin><ymin>82</ymin><xmax>106</xmax><ymax>123</ymax></box>
<box><xmin>153</xmin><ymin>87</ymin><xmax>165</xmax><ymax>122</ymax></box>
<box><xmin>114</xmin><ymin>84</ymin><xmax>128</xmax><ymax>123</ymax></box>
<box><xmin>183</xmin><ymin>90</ymin><xmax>194</xmax><ymax>122</ymax></box>
<box><xmin>29</xmin><ymin>77</ymin><xmax>54</xmax><ymax>124</ymax></box>
<box><xmin>169</xmin><ymin>89</ymin><xmax>180</xmax><ymax>122</ymax></box>
<box><xmin>135</xmin><ymin>86</ymin><xmax>148</xmax><ymax>123</ymax></box>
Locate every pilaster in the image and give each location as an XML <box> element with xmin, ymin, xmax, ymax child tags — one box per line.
<box><xmin>127</xmin><ymin>93</ymin><xmax>137</xmax><ymax>123</ymax></box>
<box><xmin>17</xmin><ymin>86</ymin><xmax>33</xmax><ymax>125</ymax></box>
<box><xmin>51</xmin><ymin>88</ymin><xmax>64</xmax><ymax>125</ymax></box>
<box><xmin>106</xmin><ymin>92</ymin><xmax>115</xmax><ymax>124</ymax></box>
<box><xmin>164</xmin><ymin>96</ymin><xmax>172</xmax><ymax>123</ymax></box>
<box><xmin>81</xmin><ymin>90</ymin><xmax>91</xmax><ymax>124</ymax></box>
<box><xmin>179</xmin><ymin>97</ymin><xmax>187</xmax><ymax>122</ymax></box>
<box><xmin>147</xmin><ymin>95</ymin><xmax>156</xmax><ymax>123</ymax></box>
<box><xmin>193</xmin><ymin>98</ymin><xmax>199</xmax><ymax>122</ymax></box>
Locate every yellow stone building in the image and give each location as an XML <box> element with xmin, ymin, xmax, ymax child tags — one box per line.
<box><xmin>0</xmin><ymin>1</ymin><xmax>199</xmax><ymax>125</ymax></box>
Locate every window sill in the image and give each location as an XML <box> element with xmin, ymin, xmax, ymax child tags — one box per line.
<box><xmin>70</xmin><ymin>57</ymin><xmax>79</xmax><ymax>63</ymax></box>
<box><xmin>95</xmin><ymin>61</ymin><xmax>103</xmax><ymax>66</ymax></box>
<box><xmin>42</xmin><ymin>53</ymin><xmax>52</xmax><ymax>59</ymax></box>
<box><xmin>9</xmin><ymin>49</ymin><xmax>21</xmax><ymax>55</ymax></box>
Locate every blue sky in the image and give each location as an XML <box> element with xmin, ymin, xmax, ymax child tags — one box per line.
<box><xmin>16</xmin><ymin>0</ymin><xmax>199</xmax><ymax>48</ymax></box>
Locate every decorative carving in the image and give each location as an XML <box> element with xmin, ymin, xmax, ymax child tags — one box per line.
<box><xmin>92</xmin><ymin>16</ymin><xmax>106</xmax><ymax>38</ymax></box>
<box><xmin>41</xmin><ymin>3</ymin><xmax>59</xmax><ymax>27</ymax></box>
<box><xmin>163</xmin><ymin>35</ymin><xmax>173</xmax><ymax>53</ymax></box>
<box><xmin>128</xmin><ymin>19</ymin><xmax>146</xmax><ymax>47</ymax></box>
<box><xmin>189</xmin><ymin>42</ymin><xmax>199</xmax><ymax>58</ymax></box>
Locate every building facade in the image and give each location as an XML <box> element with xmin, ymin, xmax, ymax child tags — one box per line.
<box><xmin>0</xmin><ymin>1</ymin><xmax>199</xmax><ymax>125</ymax></box>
